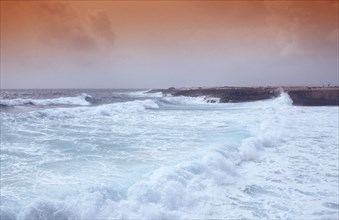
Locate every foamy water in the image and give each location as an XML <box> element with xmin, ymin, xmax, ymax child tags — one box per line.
<box><xmin>0</xmin><ymin>90</ymin><xmax>338</xmax><ymax>219</ymax></box>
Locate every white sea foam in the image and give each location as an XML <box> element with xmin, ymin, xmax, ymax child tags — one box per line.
<box><xmin>159</xmin><ymin>95</ymin><xmax>210</xmax><ymax>105</ymax></box>
<box><xmin>22</xmin><ymin>99</ymin><xmax>160</xmax><ymax>119</ymax></box>
<box><xmin>117</xmin><ymin>90</ymin><xmax>164</xmax><ymax>98</ymax></box>
<box><xmin>0</xmin><ymin>93</ymin><xmax>92</xmax><ymax>106</ymax></box>
<box><xmin>1</xmin><ymin>92</ymin><xmax>338</xmax><ymax>219</ymax></box>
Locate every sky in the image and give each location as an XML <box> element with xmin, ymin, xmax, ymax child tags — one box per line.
<box><xmin>1</xmin><ymin>0</ymin><xmax>338</xmax><ymax>89</ymax></box>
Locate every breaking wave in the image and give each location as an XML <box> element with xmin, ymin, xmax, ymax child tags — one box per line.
<box><xmin>19</xmin><ymin>99</ymin><xmax>160</xmax><ymax>119</ymax></box>
<box><xmin>1</xmin><ymin>92</ymin><xmax>338</xmax><ymax>220</ymax></box>
<box><xmin>156</xmin><ymin>96</ymin><xmax>211</xmax><ymax>106</ymax></box>
<box><xmin>0</xmin><ymin>93</ymin><xmax>92</xmax><ymax>107</ymax></box>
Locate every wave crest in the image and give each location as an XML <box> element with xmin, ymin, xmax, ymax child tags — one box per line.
<box><xmin>24</xmin><ymin>99</ymin><xmax>160</xmax><ymax>119</ymax></box>
<box><xmin>0</xmin><ymin>93</ymin><xmax>92</xmax><ymax>107</ymax></box>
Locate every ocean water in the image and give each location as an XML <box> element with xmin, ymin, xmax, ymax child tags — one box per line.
<box><xmin>0</xmin><ymin>89</ymin><xmax>338</xmax><ymax>219</ymax></box>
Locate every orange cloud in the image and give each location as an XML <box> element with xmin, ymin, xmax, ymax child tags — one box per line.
<box><xmin>1</xmin><ymin>1</ymin><xmax>337</xmax><ymax>55</ymax></box>
<box><xmin>1</xmin><ymin>0</ymin><xmax>338</xmax><ymax>88</ymax></box>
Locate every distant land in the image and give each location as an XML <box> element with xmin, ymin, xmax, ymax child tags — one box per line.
<box><xmin>149</xmin><ymin>86</ymin><xmax>339</xmax><ymax>106</ymax></box>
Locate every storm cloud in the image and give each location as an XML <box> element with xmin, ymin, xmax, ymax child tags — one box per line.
<box><xmin>1</xmin><ymin>1</ymin><xmax>338</xmax><ymax>89</ymax></box>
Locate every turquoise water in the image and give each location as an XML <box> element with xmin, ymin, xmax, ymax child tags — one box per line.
<box><xmin>0</xmin><ymin>90</ymin><xmax>338</xmax><ymax>219</ymax></box>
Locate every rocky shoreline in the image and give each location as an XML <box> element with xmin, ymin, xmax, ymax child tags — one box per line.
<box><xmin>148</xmin><ymin>86</ymin><xmax>339</xmax><ymax>106</ymax></box>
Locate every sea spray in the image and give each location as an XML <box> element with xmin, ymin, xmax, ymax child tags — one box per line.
<box><xmin>0</xmin><ymin>93</ymin><xmax>92</xmax><ymax>107</ymax></box>
<box><xmin>1</xmin><ymin>90</ymin><xmax>338</xmax><ymax>219</ymax></box>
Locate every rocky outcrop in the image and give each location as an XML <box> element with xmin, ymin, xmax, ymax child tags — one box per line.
<box><xmin>286</xmin><ymin>89</ymin><xmax>339</xmax><ymax>106</ymax></box>
<box><xmin>149</xmin><ymin>87</ymin><xmax>339</xmax><ymax>106</ymax></box>
<box><xmin>172</xmin><ymin>87</ymin><xmax>279</xmax><ymax>103</ymax></box>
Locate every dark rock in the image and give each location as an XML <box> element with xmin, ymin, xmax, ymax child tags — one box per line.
<box><xmin>171</xmin><ymin>87</ymin><xmax>279</xmax><ymax>103</ymax></box>
<box><xmin>287</xmin><ymin>89</ymin><xmax>339</xmax><ymax>106</ymax></box>
<box><xmin>147</xmin><ymin>87</ymin><xmax>339</xmax><ymax>106</ymax></box>
<box><xmin>84</xmin><ymin>96</ymin><xmax>94</xmax><ymax>103</ymax></box>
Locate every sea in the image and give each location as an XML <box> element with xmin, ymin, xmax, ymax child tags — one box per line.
<box><xmin>0</xmin><ymin>89</ymin><xmax>338</xmax><ymax>219</ymax></box>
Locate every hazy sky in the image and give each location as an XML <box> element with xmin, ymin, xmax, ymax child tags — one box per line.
<box><xmin>1</xmin><ymin>0</ymin><xmax>338</xmax><ymax>89</ymax></box>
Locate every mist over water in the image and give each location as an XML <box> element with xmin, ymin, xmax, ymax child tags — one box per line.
<box><xmin>0</xmin><ymin>90</ymin><xmax>338</xmax><ymax>219</ymax></box>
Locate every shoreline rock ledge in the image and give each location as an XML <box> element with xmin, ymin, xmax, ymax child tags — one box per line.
<box><xmin>148</xmin><ymin>86</ymin><xmax>339</xmax><ymax>106</ymax></box>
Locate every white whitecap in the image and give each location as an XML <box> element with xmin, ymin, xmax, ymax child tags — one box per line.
<box><xmin>0</xmin><ymin>93</ymin><xmax>92</xmax><ymax>106</ymax></box>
